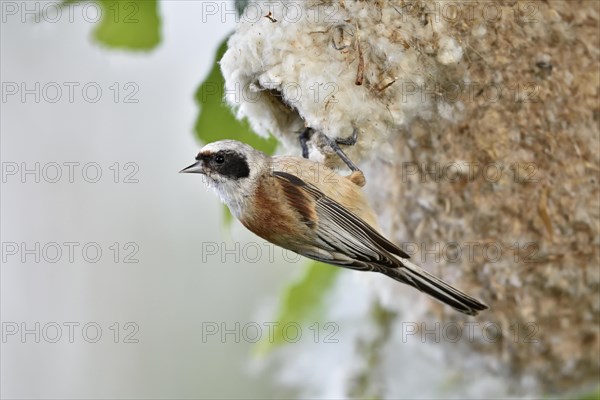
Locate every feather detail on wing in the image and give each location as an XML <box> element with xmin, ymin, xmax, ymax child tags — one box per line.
<box><xmin>275</xmin><ymin>172</ymin><xmax>318</xmax><ymax>227</ymax></box>
<box><xmin>272</xmin><ymin>171</ymin><xmax>489</xmax><ymax>316</ymax></box>
<box><xmin>273</xmin><ymin>171</ymin><xmax>410</xmax><ymax>265</ymax></box>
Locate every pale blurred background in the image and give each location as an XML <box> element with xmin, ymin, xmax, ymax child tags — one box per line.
<box><xmin>1</xmin><ymin>1</ymin><xmax>298</xmax><ymax>398</ymax></box>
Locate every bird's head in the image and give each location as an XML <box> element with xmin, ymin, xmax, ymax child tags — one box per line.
<box><xmin>180</xmin><ymin>140</ymin><xmax>268</xmax><ymax>215</ymax></box>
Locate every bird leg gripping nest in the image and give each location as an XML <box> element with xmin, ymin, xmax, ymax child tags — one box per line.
<box><xmin>299</xmin><ymin>126</ymin><xmax>362</xmax><ymax>173</ymax></box>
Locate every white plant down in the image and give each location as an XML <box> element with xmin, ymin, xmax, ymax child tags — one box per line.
<box><xmin>220</xmin><ymin>0</ymin><xmax>465</xmax><ymax>166</ymax></box>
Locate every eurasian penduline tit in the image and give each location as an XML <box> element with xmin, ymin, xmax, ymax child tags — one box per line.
<box><xmin>181</xmin><ymin>140</ymin><xmax>488</xmax><ymax>316</ymax></box>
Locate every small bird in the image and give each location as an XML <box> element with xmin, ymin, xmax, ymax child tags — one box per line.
<box><xmin>181</xmin><ymin>140</ymin><xmax>488</xmax><ymax>316</ymax></box>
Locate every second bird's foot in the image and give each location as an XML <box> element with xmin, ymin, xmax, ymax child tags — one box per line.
<box><xmin>322</xmin><ymin>128</ymin><xmax>361</xmax><ymax>173</ymax></box>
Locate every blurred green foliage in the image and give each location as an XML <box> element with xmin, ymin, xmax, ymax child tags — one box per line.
<box><xmin>257</xmin><ymin>261</ymin><xmax>340</xmax><ymax>353</ymax></box>
<box><xmin>193</xmin><ymin>38</ymin><xmax>278</xmax><ymax>154</ymax></box>
<box><xmin>234</xmin><ymin>0</ymin><xmax>250</xmax><ymax>16</ymax></box>
<box><xmin>579</xmin><ymin>389</ymin><xmax>600</xmax><ymax>400</ymax></box>
<box><xmin>92</xmin><ymin>0</ymin><xmax>160</xmax><ymax>50</ymax></box>
<box><xmin>194</xmin><ymin>37</ymin><xmax>278</xmax><ymax>225</ymax></box>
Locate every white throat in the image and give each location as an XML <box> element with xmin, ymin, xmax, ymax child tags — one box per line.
<box><xmin>195</xmin><ymin>139</ymin><xmax>268</xmax><ymax>219</ymax></box>
<box><xmin>208</xmin><ymin>178</ymin><xmax>253</xmax><ymax>219</ymax></box>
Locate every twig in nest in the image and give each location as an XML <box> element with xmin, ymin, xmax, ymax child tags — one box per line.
<box><xmin>378</xmin><ymin>78</ymin><xmax>397</xmax><ymax>92</ymax></box>
<box><xmin>400</xmin><ymin>37</ymin><xmax>410</xmax><ymax>49</ymax></box>
<box><xmin>332</xmin><ymin>25</ymin><xmax>353</xmax><ymax>51</ymax></box>
<box><xmin>355</xmin><ymin>29</ymin><xmax>364</xmax><ymax>85</ymax></box>
<box><xmin>264</xmin><ymin>12</ymin><xmax>277</xmax><ymax>23</ymax></box>
<box><xmin>538</xmin><ymin>187</ymin><xmax>554</xmax><ymax>239</ymax></box>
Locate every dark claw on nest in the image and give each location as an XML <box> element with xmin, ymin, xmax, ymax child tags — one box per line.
<box><xmin>299</xmin><ymin>126</ymin><xmax>361</xmax><ymax>174</ymax></box>
<box><xmin>322</xmin><ymin>128</ymin><xmax>361</xmax><ymax>172</ymax></box>
<box><xmin>299</xmin><ymin>127</ymin><xmax>314</xmax><ymax>159</ymax></box>
<box><xmin>334</xmin><ymin>127</ymin><xmax>358</xmax><ymax>146</ymax></box>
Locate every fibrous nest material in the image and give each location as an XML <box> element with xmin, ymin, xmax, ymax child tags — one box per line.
<box><xmin>220</xmin><ymin>0</ymin><xmax>600</xmax><ymax>395</ymax></box>
<box><xmin>221</xmin><ymin>0</ymin><xmax>469</xmax><ymax>165</ymax></box>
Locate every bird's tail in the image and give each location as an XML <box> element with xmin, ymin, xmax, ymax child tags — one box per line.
<box><xmin>387</xmin><ymin>258</ymin><xmax>488</xmax><ymax>316</ymax></box>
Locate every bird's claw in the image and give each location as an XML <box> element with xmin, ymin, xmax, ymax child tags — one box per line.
<box><xmin>298</xmin><ymin>126</ymin><xmax>363</xmax><ymax>178</ymax></box>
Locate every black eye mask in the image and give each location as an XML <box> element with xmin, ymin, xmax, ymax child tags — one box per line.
<box><xmin>207</xmin><ymin>151</ymin><xmax>250</xmax><ymax>180</ymax></box>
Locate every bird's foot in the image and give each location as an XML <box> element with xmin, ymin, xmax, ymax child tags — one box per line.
<box><xmin>298</xmin><ymin>127</ymin><xmax>314</xmax><ymax>159</ymax></box>
<box><xmin>322</xmin><ymin>128</ymin><xmax>361</xmax><ymax>173</ymax></box>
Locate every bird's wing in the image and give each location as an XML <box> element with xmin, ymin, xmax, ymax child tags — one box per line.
<box><xmin>273</xmin><ymin>171</ymin><xmax>490</xmax><ymax>316</ymax></box>
<box><xmin>273</xmin><ymin>171</ymin><xmax>410</xmax><ymax>271</ymax></box>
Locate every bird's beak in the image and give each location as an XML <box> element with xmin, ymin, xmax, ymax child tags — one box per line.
<box><xmin>179</xmin><ymin>160</ymin><xmax>205</xmax><ymax>174</ymax></box>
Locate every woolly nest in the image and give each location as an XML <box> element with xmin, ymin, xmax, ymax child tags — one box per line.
<box><xmin>221</xmin><ymin>0</ymin><xmax>600</xmax><ymax>393</ymax></box>
<box><xmin>221</xmin><ymin>0</ymin><xmax>467</xmax><ymax>166</ymax></box>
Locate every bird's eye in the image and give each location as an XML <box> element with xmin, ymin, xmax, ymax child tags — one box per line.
<box><xmin>214</xmin><ymin>155</ymin><xmax>225</xmax><ymax>164</ymax></box>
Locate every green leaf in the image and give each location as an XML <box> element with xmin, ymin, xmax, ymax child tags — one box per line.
<box><xmin>222</xmin><ymin>204</ymin><xmax>233</xmax><ymax>227</ymax></box>
<box><xmin>578</xmin><ymin>389</ymin><xmax>600</xmax><ymax>400</ymax></box>
<box><xmin>235</xmin><ymin>0</ymin><xmax>250</xmax><ymax>16</ymax></box>
<box><xmin>92</xmin><ymin>0</ymin><xmax>161</xmax><ymax>50</ymax></box>
<box><xmin>256</xmin><ymin>261</ymin><xmax>340</xmax><ymax>354</ymax></box>
<box><xmin>194</xmin><ymin>37</ymin><xmax>278</xmax><ymax>156</ymax></box>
